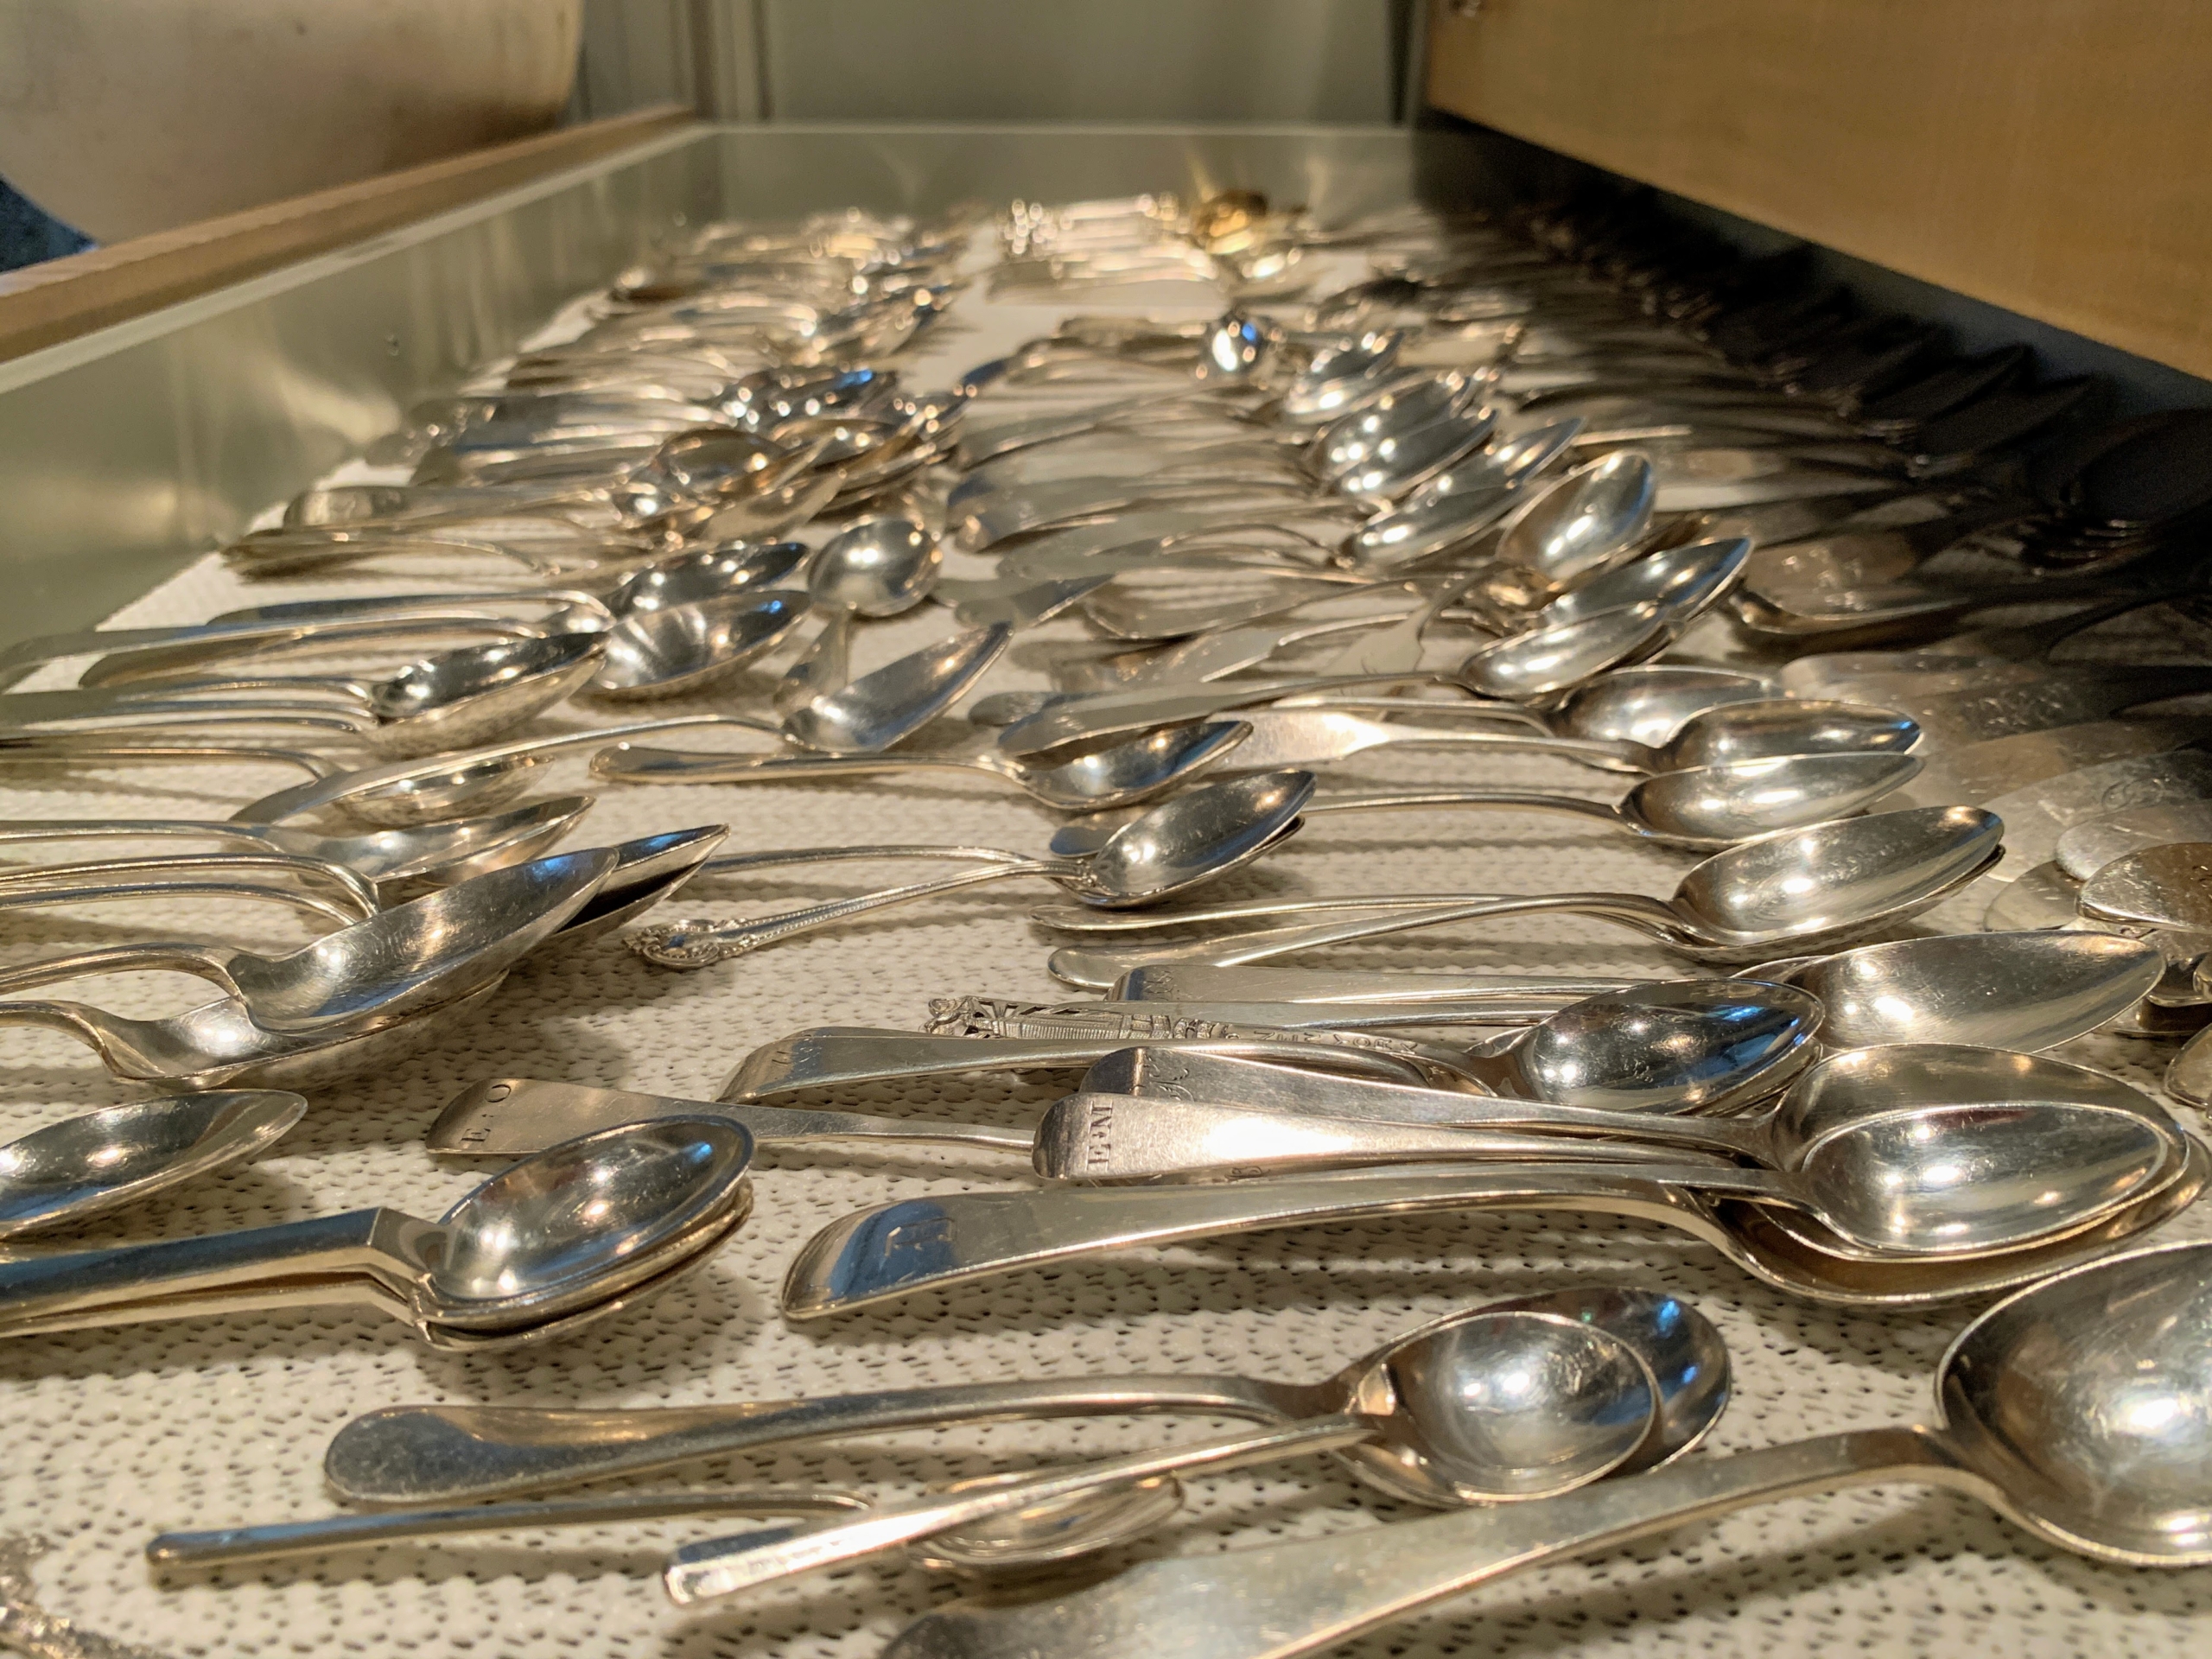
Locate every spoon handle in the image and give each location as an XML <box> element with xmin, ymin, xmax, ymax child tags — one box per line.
<box><xmin>147</xmin><ymin>1487</ymin><xmax>868</xmax><ymax>1569</ymax></box>
<box><xmin>595</xmin><ymin>747</ymin><xmax>999</xmax><ymax>787</ymax></box>
<box><xmin>879</xmin><ymin>1426</ymin><xmax>1963</xmax><ymax>1659</ymax></box>
<box><xmin>324</xmin><ymin>1374</ymin><xmax>1302</xmax><ymax>1506</ymax></box>
<box><xmin>781</xmin><ymin>1163</ymin><xmax>1729</xmax><ymax>1319</ymax></box>
<box><xmin>0</xmin><ymin>738</ymin><xmax>336</xmax><ymax>780</ymax></box>
<box><xmin>1046</xmin><ymin>893</ymin><xmax>1692</xmax><ymax>989</ymax></box>
<box><xmin>0</xmin><ymin>1208</ymin><xmax>434</xmax><ymax>1330</ymax></box>
<box><xmin>700</xmin><ymin>843</ymin><xmax>1035</xmax><ymax>874</ymax></box>
<box><xmin>629</xmin><ymin>860</ymin><xmax>1069</xmax><ymax>968</ymax></box>
<box><xmin>0</xmin><ymin>880</ymin><xmax>365</xmax><ymax>931</ymax></box>
<box><xmin>0</xmin><ymin>851</ymin><xmax>379</xmax><ymax>915</ymax></box>
<box><xmin>1295</xmin><ymin>789</ymin><xmax>1626</xmax><ymax>828</ymax></box>
<box><xmin>664</xmin><ymin>1417</ymin><xmax>1375</xmax><ymax>1606</ymax></box>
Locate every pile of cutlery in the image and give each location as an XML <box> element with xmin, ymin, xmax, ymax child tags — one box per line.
<box><xmin>0</xmin><ymin>188</ymin><xmax>2208</xmax><ymax>1658</ymax></box>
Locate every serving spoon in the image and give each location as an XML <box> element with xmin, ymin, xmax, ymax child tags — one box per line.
<box><xmin>1050</xmin><ymin>750</ymin><xmax>1922</xmax><ymax>856</ymax></box>
<box><xmin>595</xmin><ymin>719</ymin><xmax>1253</xmax><ymax>811</ymax></box>
<box><xmin>322</xmin><ymin>1285</ymin><xmax>1725</xmax><ymax>1509</ymax></box>
<box><xmin>626</xmin><ymin>771</ymin><xmax>1317</xmax><ymax>968</ymax></box>
<box><xmin>663</xmin><ymin>1312</ymin><xmax>1662</xmax><ymax>1605</ymax></box>
<box><xmin>0</xmin><ymin>1091</ymin><xmax>306</xmax><ymax>1237</ymax></box>
<box><xmin>0</xmin><ymin>1116</ymin><xmax>753</xmax><ymax>1338</ymax></box>
<box><xmin>881</xmin><ymin>1240</ymin><xmax>2212</xmax><ymax>1659</ymax></box>
<box><xmin>0</xmin><ymin>847</ymin><xmax>615</xmax><ymax>1036</ymax></box>
<box><xmin>1041</xmin><ymin>805</ymin><xmax>2003</xmax><ymax>984</ymax></box>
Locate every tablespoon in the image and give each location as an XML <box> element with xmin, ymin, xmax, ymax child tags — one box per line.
<box><xmin>626</xmin><ymin>771</ymin><xmax>1316</xmax><ymax>967</ymax></box>
<box><xmin>663</xmin><ymin>1314</ymin><xmax>1661</xmax><ymax>1605</ymax></box>
<box><xmin>780</xmin><ymin>624</ymin><xmax>1012</xmax><ymax>753</ymax></box>
<box><xmin>781</xmin><ymin>1121</ymin><xmax>2202</xmax><ymax>1320</ymax></box>
<box><xmin>1050</xmin><ymin>751</ymin><xmax>1923</xmax><ymax>857</ymax></box>
<box><xmin>324</xmin><ymin>1286</ymin><xmax>1723</xmax><ymax>1510</ymax></box>
<box><xmin>0</xmin><ymin>1091</ymin><xmax>305</xmax><ymax>1237</ymax></box>
<box><xmin>0</xmin><ymin>1116</ymin><xmax>752</xmax><ymax>1337</ymax></box>
<box><xmin>0</xmin><ymin>798</ymin><xmax>592</xmax><ymax>896</ymax></box>
<box><xmin>886</xmin><ymin>1240</ymin><xmax>2212</xmax><ymax>1659</ymax></box>
<box><xmin>1054</xmin><ymin>1043</ymin><xmax>2182</xmax><ymax>1202</ymax></box>
<box><xmin>0</xmin><ymin>846</ymin><xmax>614</xmax><ymax>1036</ymax></box>
<box><xmin>1043</xmin><ymin>805</ymin><xmax>2002</xmax><ymax>983</ymax></box>
<box><xmin>1346</xmin><ymin>418</ymin><xmax>1584</xmax><ymax>569</ymax></box>
<box><xmin>594</xmin><ymin>719</ymin><xmax>1253</xmax><ymax>811</ymax></box>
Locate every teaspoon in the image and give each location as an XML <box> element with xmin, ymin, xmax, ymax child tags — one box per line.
<box><xmin>780</xmin><ymin>623</ymin><xmax>1012</xmax><ymax>753</ymax></box>
<box><xmin>777</xmin><ymin>516</ymin><xmax>943</xmax><ymax>714</ymax></box>
<box><xmin>322</xmin><ymin>1286</ymin><xmax>1725</xmax><ymax>1508</ymax></box>
<box><xmin>594</xmin><ymin>719</ymin><xmax>1253</xmax><ymax>811</ymax></box>
<box><xmin>626</xmin><ymin>771</ymin><xmax>1316</xmax><ymax>967</ymax></box>
<box><xmin>1042</xmin><ymin>805</ymin><xmax>2003</xmax><ymax>981</ymax></box>
<box><xmin>0</xmin><ymin>847</ymin><xmax>615</xmax><ymax>1036</ymax></box>
<box><xmin>0</xmin><ymin>1116</ymin><xmax>753</xmax><ymax>1338</ymax></box>
<box><xmin>663</xmin><ymin>1313</ymin><xmax>1662</xmax><ymax>1605</ymax></box>
<box><xmin>882</xmin><ymin>1241</ymin><xmax>2212</xmax><ymax>1659</ymax></box>
<box><xmin>1048</xmin><ymin>750</ymin><xmax>1923</xmax><ymax>856</ymax></box>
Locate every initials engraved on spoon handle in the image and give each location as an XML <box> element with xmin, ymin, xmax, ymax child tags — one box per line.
<box><xmin>325</xmin><ymin>1376</ymin><xmax>1303</xmax><ymax>1504</ymax></box>
<box><xmin>881</xmin><ymin>1427</ymin><xmax>1963</xmax><ymax>1659</ymax></box>
<box><xmin>664</xmin><ymin>1417</ymin><xmax>1375</xmax><ymax>1605</ymax></box>
<box><xmin>629</xmin><ymin>861</ymin><xmax>1074</xmax><ymax>967</ymax></box>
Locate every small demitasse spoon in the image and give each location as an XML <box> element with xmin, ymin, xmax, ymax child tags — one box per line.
<box><xmin>662</xmin><ymin>1311</ymin><xmax>1664</xmax><ymax>1605</ymax></box>
<box><xmin>626</xmin><ymin>771</ymin><xmax>1318</xmax><ymax>968</ymax></box>
<box><xmin>0</xmin><ymin>1117</ymin><xmax>753</xmax><ymax>1338</ymax></box>
<box><xmin>319</xmin><ymin>1287</ymin><xmax>1726</xmax><ymax>1511</ymax></box>
<box><xmin>876</xmin><ymin>1240</ymin><xmax>2212</xmax><ymax>1659</ymax></box>
<box><xmin>0</xmin><ymin>1092</ymin><xmax>306</xmax><ymax>1237</ymax></box>
<box><xmin>594</xmin><ymin>718</ymin><xmax>1253</xmax><ymax>812</ymax></box>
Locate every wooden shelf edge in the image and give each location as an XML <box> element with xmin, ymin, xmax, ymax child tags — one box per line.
<box><xmin>0</xmin><ymin>105</ymin><xmax>698</xmax><ymax>364</ymax></box>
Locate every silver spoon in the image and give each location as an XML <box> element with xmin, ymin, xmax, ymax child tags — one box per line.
<box><xmin>593</xmin><ymin>589</ymin><xmax>812</xmax><ymax>699</ymax></box>
<box><xmin>1049</xmin><ymin>751</ymin><xmax>1922</xmax><ymax>857</ymax></box>
<box><xmin>626</xmin><ymin>771</ymin><xmax>1316</xmax><ymax>968</ymax></box>
<box><xmin>0</xmin><ymin>797</ymin><xmax>592</xmax><ymax>897</ymax></box>
<box><xmin>0</xmin><ymin>846</ymin><xmax>614</xmax><ymax>1036</ymax></box>
<box><xmin>777</xmin><ymin>517</ymin><xmax>944</xmax><ymax>714</ymax></box>
<box><xmin>0</xmin><ymin>1116</ymin><xmax>753</xmax><ymax>1337</ymax></box>
<box><xmin>1346</xmin><ymin>418</ymin><xmax>1583</xmax><ymax>569</ymax></box>
<box><xmin>1052</xmin><ymin>1044</ymin><xmax>2182</xmax><ymax>1218</ymax></box>
<box><xmin>602</xmin><ymin>540</ymin><xmax>809</xmax><ymax>611</ymax></box>
<box><xmin>885</xmin><ymin>1240</ymin><xmax>2212</xmax><ymax>1659</ymax></box>
<box><xmin>780</xmin><ymin>624</ymin><xmax>1013</xmax><ymax>754</ymax></box>
<box><xmin>1042</xmin><ymin>806</ymin><xmax>2003</xmax><ymax>981</ymax></box>
<box><xmin>0</xmin><ymin>1091</ymin><xmax>305</xmax><ymax>1237</ymax></box>
<box><xmin>325</xmin><ymin>1285</ymin><xmax>1723</xmax><ymax>1512</ymax></box>
<box><xmin>594</xmin><ymin>718</ymin><xmax>1253</xmax><ymax>811</ymax></box>
<box><xmin>663</xmin><ymin>1313</ymin><xmax>1662</xmax><ymax>1605</ymax></box>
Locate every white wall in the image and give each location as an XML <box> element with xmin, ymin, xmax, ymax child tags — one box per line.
<box><xmin>575</xmin><ymin>0</ymin><xmax>1414</xmax><ymax>124</ymax></box>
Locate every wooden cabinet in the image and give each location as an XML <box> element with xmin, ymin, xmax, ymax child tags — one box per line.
<box><xmin>1427</xmin><ymin>0</ymin><xmax>2212</xmax><ymax>380</ymax></box>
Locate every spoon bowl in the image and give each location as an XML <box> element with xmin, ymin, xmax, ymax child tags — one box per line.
<box><xmin>607</xmin><ymin>542</ymin><xmax>809</xmax><ymax>613</ymax></box>
<box><xmin>364</xmin><ymin>632</ymin><xmax>606</xmax><ymax>755</ymax></box>
<box><xmin>1495</xmin><ymin>450</ymin><xmax>1658</xmax><ymax>587</ymax></box>
<box><xmin>1501</xmin><ymin>979</ymin><xmax>1821</xmax><ymax>1115</ymax></box>
<box><xmin>782</xmin><ymin>624</ymin><xmax>1012</xmax><ymax>754</ymax></box>
<box><xmin>1619</xmin><ymin>751</ymin><xmax>1922</xmax><ymax>849</ymax></box>
<box><xmin>425</xmin><ymin>1115</ymin><xmax>755</xmax><ymax>1327</ymax></box>
<box><xmin>595</xmin><ymin>590</ymin><xmax>811</xmax><ymax>699</ymax></box>
<box><xmin>1074</xmin><ymin>770</ymin><xmax>1314</xmax><ymax>906</ymax></box>
<box><xmin>0</xmin><ymin>1091</ymin><xmax>306</xmax><ymax>1236</ymax></box>
<box><xmin>807</xmin><ymin>518</ymin><xmax>942</xmax><ymax>615</ymax></box>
